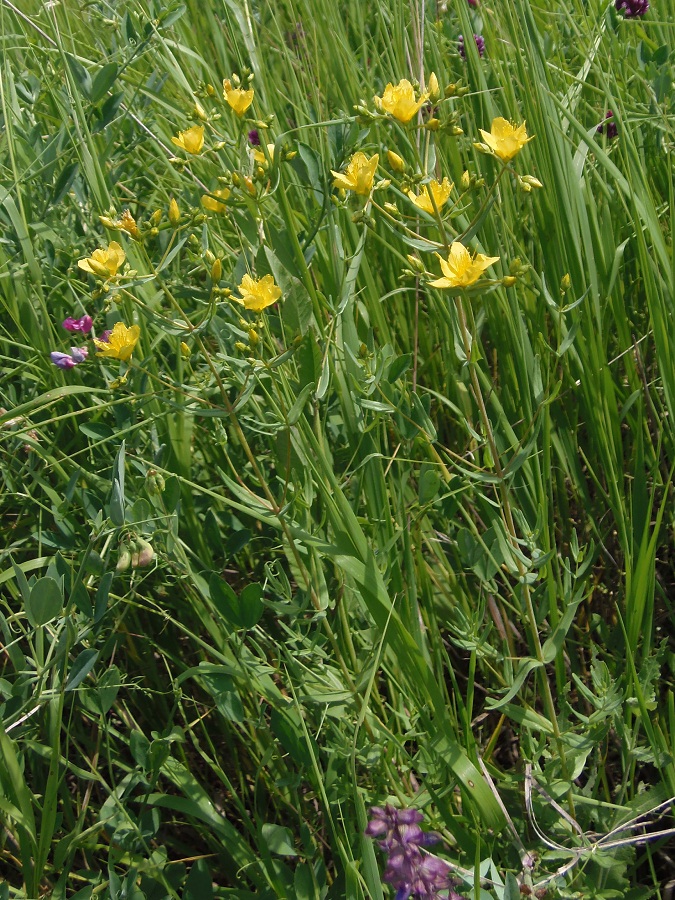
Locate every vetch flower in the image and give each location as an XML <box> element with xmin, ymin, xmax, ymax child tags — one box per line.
<box><xmin>479</xmin><ymin>117</ymin><xmax>533</xmax><ymax>162</ymax></box>
<box><xmin>62</xmin><ymin>314</ymin><xmax>93</xmax><ymax>334</ymax></box>
<box><xmin>375</xmin><ymin>79</ymin><xmax>429</xmax><ymax>123</ymax></box>
<box><xmin>366</xmin><ymin>805</ymin><xmax>458</xmax><ymax>900</ymax></box>
<box><xmin>201</xmin><ymin>188</ymin><xmax>231</xmax><ymax>213</ymax></box>
<box><xmin>224</xmin><ymin>82</ymin><xmax>254</xmax><ymax>116</ymax></box>
<box><xmin>430</xmin><ymin>241</ymin><xmax>499</xmax><ymax>288</ymax></box>
<box><xmin>93</xmin><ymin>322</ymin><xmax>140</xmax><ymax>361</ymax></box>
<box><xmin>458</xmin><ymin>34</ymin><xmax>485</xmax><ymax>58</ymax></box>
<box><xmin>615</xmin><ymin>0</ymin><xmax>648</xmax><ymax>15</ymax></box>
<box><xmin>597</xmin><ymin>110</ymin><xmax>618</xmax><ymax>139</ymax></box>
<box><xmin>78</xmin><ymin>241</ymin><xmax>126</xmax><ymax>278</ymax></box>
<box><xmin>408</xmin><ymin>178</ymin><xmax>453</xmax><ymax>214</ymax></box>
<box><xmin>236</xmin><ymin>274</ymin><xmax>281</xmax><ymax>312</ymax></box>
<box><xmin>171</xmin><ymin>125</ymin><xmax>204</xmax><ymax>154</ymax></box>
<box><xmin>248</xmin><ymin>128</ymin><xmax>261</xmax><ymax>145</ymax></box>
<box><xmin>331</xmin><ymin>152</ymin><xmax>379</xmax><ymax>195</ymax></box>
<box><xmin>50</xmin><ymin>347</ymin><xmax>88</xmax><ymax>369</ymax></box>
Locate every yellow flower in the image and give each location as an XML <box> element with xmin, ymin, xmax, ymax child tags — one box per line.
<box><xmin>171</xmin><ymin>125</ymin><xmax>204</xmax><ymax>154</ymax></box>
<box><xmin>375</xmin><ymin>79</ymin><xmax>428</xmax><ymax>123</ymax></box>
<box><xmin>331</xmin><ymin>152</ymin><xmax>379</xmax><ymax>195</ymax></box>
<box><xmin>386</xmin><ymin>150</ymin><xmax>406</xmax><ymax>173</ymax></box>
<box><xmin>408</xmin><ymin>178</ymin><xmax>453</xmax><ymax>215</ymax></box>
<box><xmin>479</xmin><ymin>117</ymin><xmax>533</xmax><ymax>162</ymax></box>
<box><xmin>253</xmin><ymin>143</ymin><xmax>275</xmax><ymax>166</ymax></box>
<box><xmin>224</xmin><ymin>83</ymin><xmax>254</xmax><ymax>116</ymax></box>
<box><xmin>236</xmin><ymin>274</ymin><xmax>281</xmax><ymax>312</ymax></box>
<box><xmin>93</xmin><ymin>322</ymin><xmax>141</xmax><ymax>361</ymax></box>
<box><xmin>201</xmin><ymin>188</ymin><xmax>231</xmax><ymax>213</ymax></box>
<box><xmin>78</xmin><ymin>241</ymin><xmax>126</xmax><ymax>278</ymax></box>
<box><xmin>430</xmin><ymin>241</ymin><xmax>500</xmax><ymax>289</ymax></box>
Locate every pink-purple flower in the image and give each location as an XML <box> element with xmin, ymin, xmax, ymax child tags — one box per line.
<box><xmin>50</xmin><ymin>347</ymin><xmax>89</xmax><ymax>369</ymax></box>
<box><xmin>248</xmin><ymin>129</ymin><xmax>261</xmax><ymax>146</ymax></box>
<box><xmin>365</xmin><ymin>805</ymin><xmax>461</xmax><ymax>900</ymax></box>
<box><xmin>458</xmin><ymin>34</ymin><xmax>485</xmax><ymax>58</ymax></box>
<box><xmin>62</xmin><ymin>314</ymin><xmax>93</xmax><ymax>333</ymax></box>
<box><xmin>615</xmin><ymin>0</ymin><xmax>649</xmax><ymax>16</ymax></box>
<box><xmin>597</xmin><ymin>110</ymin><xmax>618</xmax><ymax>139</ymax></box>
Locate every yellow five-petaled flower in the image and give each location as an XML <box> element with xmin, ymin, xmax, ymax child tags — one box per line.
<box><xmin>201</xmin><ymin>188</ymin><xmax>231</xmax><ymax>213</ymax></box>
<box><xmin>224</xmin><ymin>80</ymin><xmax>254</xmax><ymax>116</ymax></box>
<box><xmin>171</xmin><ymin>125</ymin><xmax>204</xmax><ymax>155</ymax></box>
<box><xmin>375</xmin><ymin>79</ymin><xmax>429</xmax><ymax>124</ymax></box>
<box><xmin>479</xmin><ymin>117</ymin><xmax>533</xmax><ymax>162</ymax></box>
<box><xmin>93</xmin><ymin>322</ymin><xmax>141</xmax><ymax>361</ymax></box>
<box><xmin>331</xmin><ymin>152</ymin><xmax>379</xmax><ymax>196</ymax></box>
<box><xmin>78</xmin><ymin>241</ymin><xmax>126</xmax><ymax>278</ymax></box>
<box><xmin>408</xmin><ymin>178</ymin><xmax>453</xmax><ymax>215</ymax></box>
<box><xmin>430</xmin><ymin>242</ymin><xmax>500</xmax><ymax>289</ymax></box>
<box><xmin>236</xmin><ymin>274</ymin><xmax>282</xmax><ymax>312</ymax></box>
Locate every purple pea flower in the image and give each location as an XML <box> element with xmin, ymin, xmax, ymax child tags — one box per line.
<box><xmin>62</xmin><ymin>314</ymin><xmax>93</xmax><ymax>333</ymax></box>
<box><xmin>98</xmin><ymin>329</ymin><xmax>112</xmax><ymax>344</ymax></box>
<box><xmin>248</xmin><ymin>129</ymin><xmax>261</xmax><ymax>146</ymax></box>
<box><xmin>458</xmin><ymin>34</ymin><xmax>485</xmax><ymax>59</ymax></box>
<box><xmin>467</xmin><ymin>0</ymin><xmax>478</xmax><ymax>6</ymax></box>
<box><xmin>615</xmin><ymin>0</ymin><xmax>649</xmax><ymax>16</ymax></box>
<box><xmin>366</xmin><ymin>805</ymin><xmax>459</xmax><ymax>900</ymax></box>
<box><xmin>50</xmin><ymin>346</ymin><xmax>88</xmax><ymax>369</ymax></box>
<box><xmin>597</xmin><ymin>110</ymin><xmax>618</xmax><ymax>139</ymax></box>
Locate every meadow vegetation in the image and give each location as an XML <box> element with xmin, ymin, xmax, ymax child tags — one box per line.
<box><xmin>1</xmin><ymin>0</ymin><xmax>675</xmax><ymax>896</ymax></box>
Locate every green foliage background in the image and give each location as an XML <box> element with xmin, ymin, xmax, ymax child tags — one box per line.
<box><xmin>1</xmin><ymin>0</ymin><xmax>674</xmax><ymax>897</ymax></box>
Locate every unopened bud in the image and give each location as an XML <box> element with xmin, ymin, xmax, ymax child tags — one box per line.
<box><xmin>461</xmin><ymin>170</ymin><xmax>471</xmax><ymax>190</ymax></box>
<box><xmin>425</xmin><ymin>117</ymin><xmax>441</xmax><ymax>131</ymax></box>
<box><xmin>521</xmin><ymin>175</ymin><xmax>543</xmax><ymax>189</ymax></box>
<box><xmin>206</xmin><ymin>83</ymin><xmax>215</xmax><ymax>96</ymax></box>
<box><xmin>194</xmin><ymin>102</ymin><xmax>208</xmax><ymax>121</ymax></box>
<box><xmin>211</xmin><ymin>258</ymin><xmax>222</xmax><ymax>282</ymax></box>
<box><xmin>387</xmin><ymin>150</ymin><xmax>406</xmax><ymax>173</ymax></box>
<box><xmin>180</xmin><ymin>341</ymin><xmax>191</xmax><ymax>359</ymax></box>
<box><xmin>510</xmin><ymin>258</ymin><xmax>522</xmax><ymax>276</ymax></box>
<box><xmin>474</xmin><ymin>141</ymin><xmax>491</xmax><ymax>154</ymax></box>
<box><xmin>449</xmin><ymin>125</ymin><xmax>464</xmax><ymax>136</ymax></box>
<box><xmin>243</xmin><ymin>176</ymin><xmax>256</xmax><ymax>195</ymax></box>
<box><xmin>149</xmin><ymin>209</ymin><xmax>162</xmax><ymax>226</ymax></box>
<box><xmin>560</xmin><ymin>273</ymin><xmax>571</xmax><ymax>293</ymax></box>
<box><xmin>168</xmin><ymin>197</ymin><xmax>180</xmax><ymax>226</ymax></box>
<box><xmin>406</xmin><ymin>254</ymin><xmax>425</xmax><ymax>274</ymax></box>
<box><xmin>234</xmin><ymin>341</ymin><xmax>249</xmax><ymax>352</ymax></box>
<box><xmin>384</xmin><ymin>202</ymin><xmax>400</xmax><ymax>217</ymax></box>
<box><xmin>116</xmin><ymin>547</ymin><xmax>131</xmax><ymax>572</ymax></box>
<box><xmin>444</xmin><ymin>82</ymin><xmax>457</xmax><ymax>98</ymax></box>
<box><xmin>455</xmin><ymin>85</ymin><xmax>470</xmax><ymax>97</ymax></box>
<box><xmin>231</xmin><ymin>171</ymin><xmax>241</xmax><ymax>187</ymax></box>
<box><xmin>248</xmin><ymin>328</ymin><xmax>259</xmax><ymax>346</ymax></box>
<box><xmin>502</xmin><ymin>275</ymin><xmax>517</xmax><ymax>287</ymax></box>
<box><xmin>520</xmin><ymin>181</ymin><xmax>532</xmax><ymax>193</ymax></box>
<box><xmin>375</xmin><ymin>178</ymin><xmax>391</xmax><ymax>190</ymax></box>
<box><xmin>428</xmin><ymin>72</ymin><xmax>440</xmax><ymax>103</ymax></box>
<box><xmin>204</xmin><ymin>249</ymin><xmax>216</xmax><ymax>266</ymax></box>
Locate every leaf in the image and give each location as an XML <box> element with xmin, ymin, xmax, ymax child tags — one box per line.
<box><xmin>90</xmin><ymin>63</ymin><xmax>118</xmax><ymax>104</ymax></box>
<box><xmin>209</xmin><ymin>574</ymin><xmax>263</xmax><ymax>630</ymax></box>
<box><xmin>288</xmin><ymin>383</ymin><xmax>315</xmax><ymax>425</ymax></box>
<box><xmin>65</xmin><ymin>649</ymin><xmax>99</xmax><ymax>691</ymax></box>
<box><xmin>387</xmin><ymin>353</ymin><xmax>412</xmax><ymax>383</ymax></box>
<box><xmin>184</xmin><ymin>859</ymin><xmax>213</xmax><ymax>900</ymax></box>
<box><xmin>261</xmin><ymin>823</ymin><xmax>297</xmax><ymax>857</ymax></box>
<box><xmin>26</xmin><ymin>576</ymin><xmax>63</xmax><ymax>627</ymax></box>
<box><xmin>95</xmin><ymin>572</ymin><xmax>113</xmax><ymax>623</ymax></box>
<box><xmin>65</xmin><ymin>53</ymin><xmax>92</xmax><ymax>99</ymax></box>
<box><xmin>109</xmin><ymin>440</ymin><xmax>126</xmax><ymax>526</ymax></box>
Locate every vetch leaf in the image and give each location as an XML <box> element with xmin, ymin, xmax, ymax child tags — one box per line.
<box><xmin>26</xmin><ymin>576</ymin><xmax>63</xmax><ymax>626</ymax></box>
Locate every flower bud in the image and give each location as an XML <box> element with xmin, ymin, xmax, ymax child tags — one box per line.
<box><xmin>149</xmin><ymin>209</ymin><xmax>162</xmax><ymax>226</ymax></box>
<box><xmin>502</xmin><ymin>275</ymin><xmax>517</xmax><ymax>287</ymax></box>
<box><xmin>376</xmin><ymin>178</ymin><xmax>391</xmax><ymax>190</ymax></box>
<box><xmin>444</xmin><ymin>82</ymin><xmax>457</xmax><ymax>98</ymax></box>
<box><xmin>386</xmin><ymin>150</ymin><xmax>406</xmax><ymax>173</ymax></box>
<box><xmin>425</xmin><ymin>117</ymin><xmax>440</xmax><ymax>131</ymax></box>
<box><xmin>384</xmin><ymin>202</ymin><xmax>400</xmax><ymax>217</ymax></box>
<box><xmin>460</xmin><ymin>170</ymin><xmax>471</xmax><ymax>190</ymax></box>
<box><xmin>522</xmin><ymin>175</ymin><xmax>544</xmax><ymax>189</ymax></box>
<box><xmin>560</xmin><ymin>273</ymin><xmax>571</xmax><ymax>293</ymax></box>
<box><xmin>509</xmin><ymin>258</ymin><xmax>522</xmax><ymax>276</ymax></box>
<box><xmin>211</xmin><ymin>258</ymin><xmax>222</xmax><ymax>282</ymax></box>
<box><xmin>206</xmin><ymin>83</ymin><xmax>215</xmax><ymax>96</ymax></box>
<box><xmin>116</xmin><ymin>547</ymin><xmax>131</xmax><ymax>572</ymax></box>
<box><xmin>204</xmin><ymin>249</ymin><xmax>216</xmax><ymax>266</ymax></box>
<box><xmin>235</xmin><ymin>342</ymin><xmax>249</xmax><ymax>352</ymax></box>
<box><xmin>449</xmin><ymin>125</ymin><xmax>464</xmax><ymax>136</ymax></box>
<box><xmin>194</xmin><ymin>102</ymin><xmax>208</xmax><ymax>121</ymax></box>
<box><xmin>428</xmin><ymin>71</ymin><xmax>440</xmax><ymax>103</ymax></box>
<box><xmin>168</xmin><ymin>197</ymin><xmax>180</xmax><ymax>226</ymax></box>
<box><xmin>248</xmin><ymin>328</ymin><xmax>259</xmax><ymax>346</ymax></box>
<box><xmin>406</xmin><ymin>254</ymin><xmax>426</xmax><ymax>274</ymax></box>
<box><xmin>146</xmin><ymin>469</ymin><xmax>166</xmax><ymax>494</ymax></box>
<box><xmin>520</xmin><ymin>181</ymin><xmax>532</xmax><ymax>193</ymax></box>
<box><xmin>180</xmin><ymin>341</ymin><xmax>191</xmax><ymax>359</ymax></box>
<box><xmin>243</xmin><ymin>176</ymin><xmax>256</xmax><ymax>195</ymax></box>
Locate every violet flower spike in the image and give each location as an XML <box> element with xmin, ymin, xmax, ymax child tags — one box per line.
<box><xmin>248</xmin><ymin>128</ymin><xmax>261</xmax><ymax>146</ymax></box>
<box><xmin>62</xmin><ymin>314</ymin><xmax>93</xmax><ymax>333</ymax></box>
<box><xmin>366</xmin><ymin>805</ymin><xmax>455</xmax><ymax>899</ymax></box>
<box><xmin>597</xmin><ymin>110</ymin><xmax>618</xmax><ymax>140</ymax></box>
<box><xmin>615</xmin><ymin>0</ymin><xmax>649</xmax><ymax>16</ymax></box>
<box><xmin>458</xmin><ymin>34</ymin><xmax>485</xmax><ymax>59</ymax></box>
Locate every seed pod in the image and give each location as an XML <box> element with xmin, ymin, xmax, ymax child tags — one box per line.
<box><xmin>116</xmin><ymin>547</ymin><xmax>132</xmax><ymax>572</ymax></box>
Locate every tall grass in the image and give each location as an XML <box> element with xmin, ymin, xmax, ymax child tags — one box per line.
<box><xmin>1</xmin><ymin>0</ymin><xmax>674</xmax><ymax>897</ymax></box>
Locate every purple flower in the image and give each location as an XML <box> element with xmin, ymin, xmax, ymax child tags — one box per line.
<box><xmin>98</xmin><ymin>329</ymin><xmax>112</xmax><ymax>344</ymax></box>
<box><xmin>467</xmin><ymin>0</ymin><xmax>478</xmax><ymax>6</ymax></box>
<box><xmin>366</xmin><ymin>805</ymin><xmax>456</xmax><ymax>899</ymax></box>
<box><xmin>597</xmin><ymin>110</ymin><xmax>618</xmax><ymax>139</ymax></box>
<box><xmin>50</xmin><ymin>347</ymin><xmax>88</xmax><ymax>369</ymax></box>
<box><xmin>615</xmin><ymin>0</ymin><xmax>649</xmax><ymax>16</ymax></box>
<box><xmin>248</xmin><ymin>129</ymin><xmax>261</xmax><ymax>146</ymax></box>
<box><xmin>62</xmin><ymin>314</ymin><xmax>93</xmax><ymax>333</ymax></box>
<box><xmin>458</xmin><ymin>34</ymin><xmax>485</xmax><ymax>59</ymax></box>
